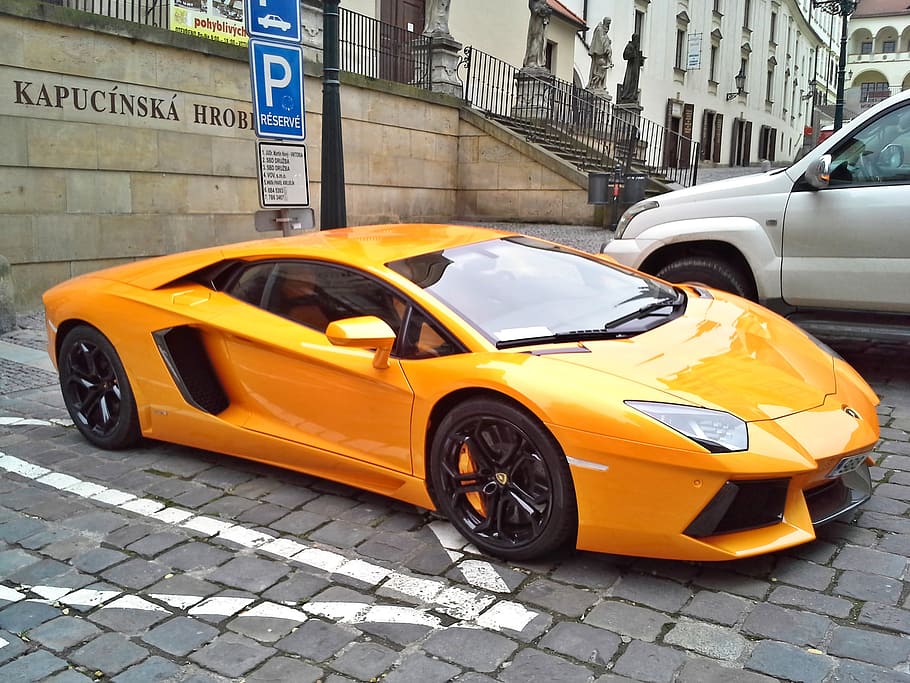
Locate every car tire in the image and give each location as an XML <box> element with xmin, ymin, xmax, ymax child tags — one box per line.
<box><xmin>656</xmin><ymin>256</ymin><xmax>754</xmax><ymax>299</ymax></box>
<box><xmin>58</xmin><ymin>325</ymin><xmax>141</xmax><ymax>450</ymax></box>
<box><xmin>429</xmin><ymin>398</ymin><xmax>577</xmax><ymax>561</ymax></box>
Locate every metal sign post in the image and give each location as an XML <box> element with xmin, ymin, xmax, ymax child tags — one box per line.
<box><xmin>245</xmin><ymin>0</ymin><xmax>310</xmax><ymax>234</ymax></box>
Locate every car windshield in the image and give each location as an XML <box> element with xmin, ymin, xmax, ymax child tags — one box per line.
<box><xmin>386</xmin><ymin>236</ymin><xmax>682</xmax><ymax>347</ymax></box>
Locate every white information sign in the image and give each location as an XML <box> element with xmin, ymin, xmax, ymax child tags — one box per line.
<box><xmin>257</xmin><ymin>140</ymin><xmax>310</xmax><ymax>208</ymax></box>
<box><xmin>687</xmin><ymin>33</ymin><xmax>702</xmax><ymax>70</ymax></box>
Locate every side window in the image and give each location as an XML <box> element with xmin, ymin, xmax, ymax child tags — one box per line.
<box><xmin>399</xmin><ymin>307</ymin><xmax>460</xmax><ymax>360</ymax></box>
<box><xmin>227</xmin><ymin>263</ymin><xmax>273</xmax><ymax>306</ymax></box>
<box><xmin>828</xmin><ymin>105</ymin><xmax>910</xmax><ymax>186</ymax></box>
<box><xmin>264</xmin><ymin>261</ymin><xmax>406</xmax><ymax>333</ymax></box>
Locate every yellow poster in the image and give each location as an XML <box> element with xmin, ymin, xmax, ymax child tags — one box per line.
<box><xmin>171</xmin><ymin>0</ymin><xmax>248</xmax><ymax>47</ymax></box>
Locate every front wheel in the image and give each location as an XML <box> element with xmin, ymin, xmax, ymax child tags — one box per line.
<box><xmin>656</xmin><ymin>255</ymin><xmax>755</xmax><ymax>300</ymax></box>
<box><xmin>429</xmin><ymin>398</ymin><xmax>577</xmax><ymax>560</ymax></box>
<box><xmin>58</xmin><ymin>325</ymin><xmax>141</xmax><ymax>450</ymax></box>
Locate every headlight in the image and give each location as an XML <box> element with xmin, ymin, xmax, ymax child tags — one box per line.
<box><xmin>626</xmin><ymin>401</ymin><xmax>748</xmax><ymax>453</ymax></box>
<box><xmin>614</xmin><ymin>199</ymin><xmax>659</xmax><ymax>239</ymax></box>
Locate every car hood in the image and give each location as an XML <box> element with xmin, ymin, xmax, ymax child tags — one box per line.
<box><xmin>540</xmin><ymin>293</ymin><xmax>834</xmax><ymax>422</ymax></box>
<box><xmin>651</xmin><ymin>169</ymin><xmax>791</xmax><ymax>206</ymax></box>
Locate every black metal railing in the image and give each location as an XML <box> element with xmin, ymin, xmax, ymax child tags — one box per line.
<box><xmin>339</xmin><ymin>8</ymin><xmax>431</xmax><ymax>90</ymax></box>
<box><xmin>463</xmin><ymin>47</ymin><xmax>700</xmax><ymax>187</ymax></box>
<box><xmin>42</xmin><ymin>0</ymin><xmax>169</xmax><ymax>28</ymax></box>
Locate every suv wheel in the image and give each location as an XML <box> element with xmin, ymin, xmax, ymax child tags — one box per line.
<box><xmin>656</xmin><ymin>256</ymin><xmax>755</xmax><ymax>300</ymax></box>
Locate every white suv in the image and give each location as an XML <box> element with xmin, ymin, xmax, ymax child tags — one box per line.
<box><xmin>603</xmin><ymin>88</ymin><xmax>910</xmax><ymax>334</ymax></box>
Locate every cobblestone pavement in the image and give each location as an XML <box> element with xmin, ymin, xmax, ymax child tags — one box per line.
<box><xmin>1</xmin><ymin>233</ymin><xmax>909</xmax><ymax>682</ymax></box>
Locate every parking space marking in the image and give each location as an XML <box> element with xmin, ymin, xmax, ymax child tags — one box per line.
<box><xmin>0</xmin><ymin>449</ymin><xmax>541</xmax><ymax>635</ymax></box>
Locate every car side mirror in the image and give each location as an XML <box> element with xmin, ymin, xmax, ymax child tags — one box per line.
<box><xmin>804</xmin><ymin>154</ymin><xmax>832</xmax><ymax>189</ymax></box>
<box><xmin>326</xmin><ymin>316</ymin><xmax>396</xmax><ymax>369</ymax></box>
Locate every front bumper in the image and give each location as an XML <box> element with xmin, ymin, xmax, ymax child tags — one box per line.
<box><xmin>554</xmin><ymin>388</ymin><xmax>879</xmax><ymax>561</ymax></box>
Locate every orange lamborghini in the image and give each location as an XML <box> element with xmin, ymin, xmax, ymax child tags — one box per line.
<box><xmin>43</xmin><ymin>224</ymin><xmax>879</xmax><ymax>561</ymax></box>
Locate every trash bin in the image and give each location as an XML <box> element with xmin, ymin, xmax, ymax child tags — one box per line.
<box><xmin>587</xmin><ymin>172</ymin><xmax>612</xmax><ymax>205</ymax></box>
<box><xmin>620</xmin><ymin>173</ymin><xmax>647</xmax><ymax>204</ymax></box>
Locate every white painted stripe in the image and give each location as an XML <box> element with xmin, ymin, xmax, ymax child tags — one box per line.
<box><xmin>188</xmin><ymin>596</ymin><xmax>254</xmax><ymax>617</ymax></box>
<box><xmin>334</xmin><ymin>559</ymin><xmax>391</xmax><ymax>585</ymax></box>
<box><xmin>120</xmin><ymin>498</ymin><xmax>165</xmax><ymax>515</ymax></box>
<box><xmin>474</xmin><ymin>600</ymin><xmax>538</xmax><ymax>632</ymax></box>
<box><xmin>149</xmin><ymin>507</ymin><xmax>194</xmax><ymax>525</ymax></box>
<box><xmin>181</xmin><ymin>516</ymin><xmax>234</xmax><ymax>536</ymax></box>
<box><xmin>65</xmin><ymin>481</ymin><xmax>107</xmax><ymax>498</ymax></box>
<box><xmin>105</xmin><ymin>595</ymin><xmax>169</xmax><ymax>612</ymax></box>
<box><xmin>0</xmin><ymin>453</ymin><xmax>50</xmax><ymax>479</ymax></box>
<box><xmin>363</xmin><ymin>605</ymin><xmax>441</xmax><ymax>627</ymax></box>
<box><xmin>90</xmin><ymin>489</ymin><xmax>136</xmax><ymax>506</ymax></box>
<box><xmin>36</xmin><ymin>472</ymin><xmax>81</xmax><ymax>490</ymax></box>
<box><xmin>239</xmin><ymin>602</ymin><xmax>309</xmax><ymax>622</ymax></box>
<box><xmin>429</xmin><ymin>520</ymin><xmax>469</xmax><ymax>550</ymax></box>
<box><xmin>29</xmin><ymin>586</ymin><xmax>72</xmax><ymax>602</ymax></box>
<box><xmin>0</xmin><ymin>635</ymin><xmax>8</xmax><ymax>649</ymax></box>
<box><xmin>59</xmin><ymin>589</ymin><xmax>120</xmax><ymax>608</ymax></box>
<box><xmin>259</xmin><ymin>538</ymin><xmax>309</xmax><ymax>559</ymax></box>
<box><xmin>293</xmin><ymin>547</ymin><xmax>347</xmax><ymax>572</ymax></box>
<box><xmin>434</xmin><ymin>586</ymin><xmax>496</xmax><ymax>620</ymax></box>
<box><xmin>303</xmin><ymin>601</ymin><xmax>371</xmax><ymax>622</ymax></box>
<box><xmin>0</xmin><ymin>417</ymin><xmax>54</xmax><ymax>426</ymax></box>
<box><xmin>0</xmin><ymin>445</ymin><xmax>543</xmax><ymax>631</ymax></box>
<box><xmin>382</xmin><ymin>574</ymin><xmax>445</xmax><ymax>602</ymax></box>
<box><xmin>150</xmin><ymin>594</ymin><xmax>204</xmax><ymax>610</ymax></box>
<box><xmin>458</xmin><ymin>560</ymin><xmax>512</xmax><ymax>594</ymax></box>
<box><xmin>50</xmin><ymin>418</ymin><xmax>74</xmax><ymax>427</ymax></box>
<box><xmin>217</xmin><ymin>526</ymin><xmax>274</xmax><ymax>548</ymax></box>
<box><xmin>0</xmin><ymin>586</ymin><xmax>26</xmax><ymax>602</ymax></box>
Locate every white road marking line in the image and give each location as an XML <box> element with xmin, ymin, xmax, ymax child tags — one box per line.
<box><xmin>239</xmin><ymin>602</ymin><xmax>309</xmax><ymax>622</ymax></box>
<box><xmin>473</xmin><ymin>600</ymin><xmax>538</xmax><ymax>632</ymax></box>
<box><xmin>0</xmin><ymin>635</ymin><xmax>8</xmax><ymax>649</ymax></box>
<box><xmin>0</xmin><ymin>585</ymin><xmax>26</xmax><ymax>602</ymax></box>
<box><xmin>457</xmin><ymin>559</ymin><xmax>512</xmax><ymax>593</ymax></box>
<box><xmin>59</xmin><ymin>589</ymin><xmax>121</xmax><ymax>608</ymax></box>
<box><xmin>303</xmin><ymin>600</ymin><xmax>371</xmax><ymax>622</ymax></box>
<box><xmin>105</xmin><ymin>595</ymin><xmax>170</xmax><ymax>612</ymax></box>
<box><xmin>188</xmin><ymin>596</ymin><xmax>255</xmax><ymax>617</ymax></box>
<box><xmin>36</xmin><ymin>472</ymin><xmax>81</xmax><ymax>490</ymax></box>
<box><xmin>151</xmin><ymin>594</ymin><xmax>205</xmax><ymax>610</ymax></box>
<box><xmin>29</xmin><ymin>586</ymin><xmax>72</xmax><ymax>602</ymax></box>
<box><xmin>0</xmin><ymin>445</ymin><xmax>542</xmax><ymax>631</ymax></box>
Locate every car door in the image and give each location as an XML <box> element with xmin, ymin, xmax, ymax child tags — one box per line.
<box><xmin>781</xmin><ymin>102</ymin><xmax>910</xmax><ymax>313</ymax></box>
<box><xmin>217</xmin><ymin>259</ymin><xmax>417</xmax><ymax>474</ymax></box>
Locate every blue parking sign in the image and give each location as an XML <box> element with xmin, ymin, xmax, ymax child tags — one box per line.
<box><xmin>245</xmin><ymin>0</ymin><xmax>301</xmax><ymax>44</ymax></box>
<box><xmin>249</xmin><ymin>39</ymin><xmax>305</xmax><ymax>140</ymax></box>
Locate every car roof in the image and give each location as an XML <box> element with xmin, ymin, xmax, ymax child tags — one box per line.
<box><xmin>94</xmin><ymin>223</ymin><xmax>517</xmax><ymax>289</ymax></box>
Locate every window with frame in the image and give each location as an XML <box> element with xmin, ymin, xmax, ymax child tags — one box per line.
<box><xmin>861</xmin><ymin>41</ymin><xmax>873</xmax><ymax>54</ymax></box>
<box><xmin>224</xmin><ymin>260</ymin><xmax>459</xmax><ymax>359</ymax></box>
<box><xmin>883</xmin><ymin>40</ymin><xmax>896</xmax><ymax>53</ymax></box>
<box><xmin>769</xmin><ymin>12</ymin><xmax>777</xmax><ymax>44</ymax></box>
<box><xmin>710</xmin><ymin>43</ymin><xmax>719</xmax><ymax>82</ymax></box>
<box><xmin>675</xmin><ymin>29</ymin><xmax>686</xmax><ymax>69</ymax></box>
<box><xmin>766</xmin><ymin>66</ymin><xmax>774</xmax><ymax>103</ymax></box>
<box><xmin>827</xmin><ymin>104</ymin><xmax>910</xmax><ymax>186</ymax></box>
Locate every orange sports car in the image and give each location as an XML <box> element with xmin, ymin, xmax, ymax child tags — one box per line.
<box><xmin>43</xmin><ymin>224</ymin><xmax>879</xmax><ymax>561</ymax></box>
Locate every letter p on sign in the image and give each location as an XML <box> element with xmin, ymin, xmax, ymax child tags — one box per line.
<box><xmin>249</xmin><ymin>38</ymin><xmax>305</xmax><ymax>140</ymax></box>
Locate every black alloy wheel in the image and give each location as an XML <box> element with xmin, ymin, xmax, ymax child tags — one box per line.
<box><xmin>58</xmin><ymin>325</ymin><xmax>140</xmax><ymax>450</ymax></box>
<box><xmin>430</xmin><ymin>398</ymin><xmax>577</xmax><ymax>560</ymax></box>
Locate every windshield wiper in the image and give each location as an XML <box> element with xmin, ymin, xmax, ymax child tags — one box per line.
<box><xmin>496</xmin><ymin>329</ymin><xmax>627</xmax><ymax>349</ymax></box>
<box><xmin>602</xmin><ymin>292</ymin><xmax>683</xmax><ymax>332</ymax></box>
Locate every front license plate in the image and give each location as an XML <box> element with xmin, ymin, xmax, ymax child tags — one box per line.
<box><xmin>827</xmin><ymin>453</ymin><xmax>868</xmax><ymax>478</ymax></box>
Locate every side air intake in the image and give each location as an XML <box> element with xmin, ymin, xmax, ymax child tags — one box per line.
<box><xmin>153</xmin><ymin>327</ymin><xmax>229</xmax><ymax>415</ymax></box>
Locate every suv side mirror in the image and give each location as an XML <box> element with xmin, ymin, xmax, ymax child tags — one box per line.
<box><xmin>804</xmin><ymin>154</ymin><xmax>832</xmax><ymax>189</ymax></box>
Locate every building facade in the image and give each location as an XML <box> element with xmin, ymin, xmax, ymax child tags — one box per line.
<box><xmin>847</xmin><ymin>0</ymin><xmax>910</xmax><ymax>115</ymax></box>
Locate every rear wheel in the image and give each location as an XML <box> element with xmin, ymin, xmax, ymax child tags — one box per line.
<box><xmin>656</xmin><ymin>255</ymin><xmax>755</xmax><ymax>299</ymax></box>
<box><xmin>58</xmin><ymin>325</ymin><xmax>140</xmax><ymax>450</ymax></box>
<box><xmin>429</xmin><ymin>398</ymin><xmax>577</xmax><ymax>560</ymax></box>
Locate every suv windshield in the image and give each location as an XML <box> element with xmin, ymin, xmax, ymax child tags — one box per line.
<box><xmin>387</xmin><ymin>236</ymin><xmax>682</xmax><ymax>347</ymax></box>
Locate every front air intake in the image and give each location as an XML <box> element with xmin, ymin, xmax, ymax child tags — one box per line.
<box><xmin>684</xmin><ymin>478</ymin><xmax>789</xmax><ymax>538</ymax></box>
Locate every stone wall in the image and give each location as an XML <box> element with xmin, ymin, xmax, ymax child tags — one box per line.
<box><xmin>0</xmin><ymin>2</ymin><xmax>592</xmax><ymax>311</ymax></box>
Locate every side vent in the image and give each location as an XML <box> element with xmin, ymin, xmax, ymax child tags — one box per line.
<box><xmin>153</xmin><ymin>327</ymin><xmax>229</xmax><ymax>415</ymax></box>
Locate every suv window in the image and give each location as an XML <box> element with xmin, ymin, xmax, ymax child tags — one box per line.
<box><xmin>829</xmin><ymin>105</ymin><xmax>910</xmax><ymax>186</ymax></box>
